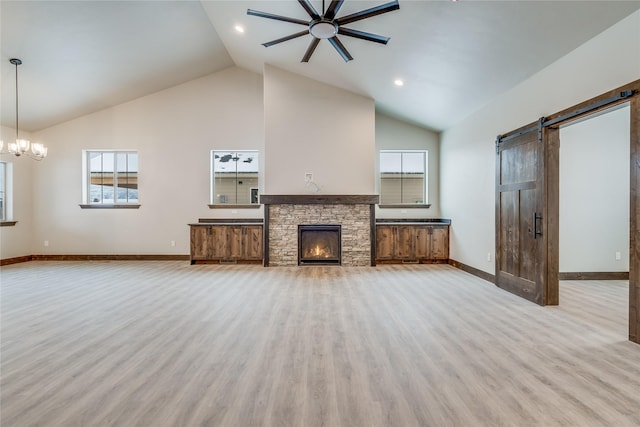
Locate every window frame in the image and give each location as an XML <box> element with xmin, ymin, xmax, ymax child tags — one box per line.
<box><xmin>0</xmin><ymin>161</ymin><xmax>6</xmax><ymax>222</ymax></box>
<box><xmin>80</xmin><ymin>149</ymin><xmax>140</xmax><ymax>209</ymax></box>
<box><xmin>0</xmin><ymin>161</ymin><xmax>16</xmax><ymax>225</ymax></box>
<box><xmin>378</xmin><ymin>149</ymin><xmax>430</xmax><ymax>208</ymax></box>
<box><xmin>209</xmin><ymin>149</ymin><xmax>261</xmax><ymax>208</ymax></box>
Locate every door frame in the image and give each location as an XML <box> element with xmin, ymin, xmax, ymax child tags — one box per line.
<box><xmin>497</xmin><ymin>80</ymin><xmax>640</xmax><ymax>344</ymax></box>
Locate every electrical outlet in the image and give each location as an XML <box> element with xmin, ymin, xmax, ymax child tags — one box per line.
<box><xmin>231</xmin><ymin>209</ymin><xmax>238</xmax><ymax>214</ymax></box>
<box><xmin>615</xmin><ymin>251</ymin><xmax>621</xmax><ymax>261</ymax></box>
<box><xmin>44</xmin><ymin>240</ymin><xmax>49</xmax><ymax>247</ymax></box>
<box><xmin>305</xmin><ymin>173</ymin><xmax>313</xmax><ymax>182</ymax></box>
<box><xmin>170</xmin><ymin>240</ymin><xmax>176</xmax><ymax>247</ymax></box>
<box><xmin>487</xmin><ymin>252</ymin><xmax>491</xmax><ymax>262</ymax></box>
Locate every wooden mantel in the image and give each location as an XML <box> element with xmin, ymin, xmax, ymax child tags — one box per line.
<box><xmin>260</xmin><ymin>194</ymin><xmax>379</xmax><ymax>205</ymax></box>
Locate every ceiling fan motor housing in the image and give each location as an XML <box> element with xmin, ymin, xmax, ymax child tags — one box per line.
<box><xmin>310</xmin><ymin>20</ymin><xmax>338</xmax><ymax>39</ymax></box>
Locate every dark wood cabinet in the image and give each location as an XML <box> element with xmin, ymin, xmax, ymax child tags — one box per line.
<box><xmin>243</xmin><ymin>225</ymin><xmax>263</xmax><ymax>260</ymax></box>
<box><xmin>375</xmin><ymin>226</ymin><xmax>395</xmax><ymax>260</ymax></box>
<box><xmin>376</xmin><ymin>223</ymin><xmax>449</xmax><ymax>263</ymax></box>
<box><xmin>414</xmin><ymin>226</ymin><xmax>430</xmax><ymax>259</ymax></box>
<box><xmin>430</xmin><ymin>226</ymin><xmax>449</xmax><ymax>260</ymax></box>
<box><xmin>189</xmin><ymin>223</ymin><xmax>263</xmax><ymax>264</ymax></box>
<box><xmin>395</xmin><ymin>226</ymin><xmax>415</xmax><ymax>259</ymax></box>
<box><xmin>191</xmin><ymin>226</ymin><xmax>211</xmax><ymax>261</ymax></box>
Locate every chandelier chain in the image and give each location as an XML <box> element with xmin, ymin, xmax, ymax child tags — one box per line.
<box><xmin>15</xmin><ymin>59</ymin><xmax>19</xmax><ymax>141</ymax></box>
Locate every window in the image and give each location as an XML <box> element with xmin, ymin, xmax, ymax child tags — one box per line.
<box><xmin>211</xmin><ymin>150</ymin><xmax>259</xmax><ymax>205</ymax></box>
<box><xmin>0</xmin><ymin>161</ymin><xmax>15</xmax><ymax>225</ymax></box>
<box><xmin>379</xmin><ymin>150</ymin><xmax>428</xmax><ymax>205</ymax></box>
<box><xmin>82</xmin><ymin>150</ymin><xmax>138</xmax><ymax>206</ymax></box>
<box><xmin>0</xmin><ymin>162</ymin><xmax>7</xmax><ymax>221</ymax></box>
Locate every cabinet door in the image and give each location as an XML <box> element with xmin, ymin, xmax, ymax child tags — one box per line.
<box><xmin>226</xmin><ymin>226</ymin><xmax>244</xmax><ymax>259</ymax></box>
<box><xmin>190</xmin><ymin>226</ymin><xmax>210</xmax><ymax>260</ymax></box>
<box><xmin>208</xmin><ymin>226</ymin><xmax>228</xmax><ymax>259</ymax></box>
<box><xmin>414</xmin><ymin>226</ymin><xmax>431</xmax><ymax>259</ymax></box>
<box><xmin>376</xmin><ymin>226</ymin><xmax>394</xmax><ymax>260</ymax></box>
<box><xmin>243</xmin><ymin>226</ymin><xmax>263</xmax><ymax>260</ymax></box>
<box><xmin>394</xmin><ymin>226</ymin><xmax>415</xmax><ymax>259</ymax></box>
<box><xmin>430</xmin><ymin>226</ymin><xmax>449</xmax><ymax>260</ymax></box>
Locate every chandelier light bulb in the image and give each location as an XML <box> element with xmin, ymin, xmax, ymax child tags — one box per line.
<box><xmin>31</xmin><ymin>143</ymin><xmax>47</xmax><ymax>158</ymax></box>
<box><xmin>17</xmin><ymin>139</ymin><xmax>30</xmax><ymax>153</ymax></box>
<box><xmin>8</xmin><ymin>142</ymin><xmax>19</xmax><ymax>155</ymax></box>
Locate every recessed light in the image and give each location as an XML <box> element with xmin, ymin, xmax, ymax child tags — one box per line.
<box><xmin>234</xmin><ymin>25</ymin><xmax>245</xmax><ymax>33</ymax></box>
<box><xmin>394</xmin><ymin>79</ymin><xmax>404</xmax><ymax>87</ymax></box>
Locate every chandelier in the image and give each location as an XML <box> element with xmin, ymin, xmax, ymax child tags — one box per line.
<box><xmin>0</xmin><ymin>58</ymin><xmax>48</xmax><ymax>160</ymax></box>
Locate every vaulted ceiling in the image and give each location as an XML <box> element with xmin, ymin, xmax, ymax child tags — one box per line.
<box><xmin>1</xmin><ymin>0</ymin><xmax>639</xmax><ymax>133</ymax></box>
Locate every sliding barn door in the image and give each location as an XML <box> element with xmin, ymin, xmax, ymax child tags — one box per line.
<box><xmin>496</xmin><ymin>125</ymin><xmax>558</xmax><ymax>306</ymax></box>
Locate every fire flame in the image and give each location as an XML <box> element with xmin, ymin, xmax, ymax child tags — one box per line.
<box><xmin>308</xmin><ymin>244</ymin><xmax>331</xmax><ymax>258</ymax></box>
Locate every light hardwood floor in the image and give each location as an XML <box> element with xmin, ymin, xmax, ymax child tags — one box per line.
<box><xmin>1</xmin><ymin>262</ymin><xmax>639</xmax><ymax>426</ymax></box>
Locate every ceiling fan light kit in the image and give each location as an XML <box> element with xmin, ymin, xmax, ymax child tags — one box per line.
<box><xmin>310</xmin><ymin>21</ymin><xmax>337</xmax><ymax>39</ymax></box>
<box><xmin>247</xmin><ymin>0</ymin><xmax>400</xmax><ymax>63</ymax></box>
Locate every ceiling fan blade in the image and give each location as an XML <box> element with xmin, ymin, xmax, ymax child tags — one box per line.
<box><xmin>298</xmin><ymin>0</ymin><xmax>320</xmax><ymax>19</ymax></box>
<box><xmin>323</xmin><ymin>0</ymin><xmax>345</xmax><ymax>20</ymax></box>
<box><xmin>262</xmin><ymin>30</ymin><xmax>310</xmax><ymax>47</ymax></box>
<box><xmin>247</xmin><ymin>9</ymin><xmax>309</xmax><ymax>26</ymax></box>
<box><xmin>328</xmin><ymin>36</ymin><xmax>353</xmax><ymax>62</ymax></box>
<box><xmin>301</xmin><ymin>38</ymin><xmax>321</xmax><ymax>62</ymax></box>
<box><xmin>336</xmin><ymin>0</ymin><xmax>399</xmax><ymax>26</ymax></box>
<box><xmin>338</xmin><ymin>27</ymin><xmax>390</xmax><ymax>44</ymax></box>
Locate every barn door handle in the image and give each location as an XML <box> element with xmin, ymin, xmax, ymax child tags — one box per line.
<box><xmin>533</xmin><ymin>212</ymin><xmax>542</xmax><ymax>239</ymax></box>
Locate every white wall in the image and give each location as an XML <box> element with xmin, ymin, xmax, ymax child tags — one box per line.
<box><xmin>440</xmin><ymin>10</ymin><xmax>640</xmax><ymax>273</ymax></box>
<box><xmin>2</xmin><ymin>63</ymin><xmax>441</xmax><ymax>259</ymax></box>
<box><xmin>29</xmin><ymin>66</ymin><xmax>264</xmax><ymax>255</ymax></box>
<box><xmin>263</xmin><ymin>65</ymin><xmax>375</xmax><ymax>195</ymax></box>
<box><xmin>375</xmin><ymin>112</ymin><xmax>440</xmax><ymax>218</ymax></box>
<box><xmin>0</xmin><ymin>126</ymin><xmax>34</xmax><ymax>259</ymax></box>
<box><xmin>559</xmin><ymin>105</ymin><xmax>630</xmax><ymax>272</ymax></box>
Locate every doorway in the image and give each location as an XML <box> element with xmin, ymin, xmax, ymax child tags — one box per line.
<box><xmin>495</xmin><ymin>80</ymin><xmax>639</xmax><ymax>344</ymax></box>
<box><xmin>559</xmin><ymin>105</ymin><xmax>630</xmax><ymax>276</ymax></box>
<box><xmin>558</xmin><ymin>104</ymin><xmax>630</xmax><ymax>336</ymax></box>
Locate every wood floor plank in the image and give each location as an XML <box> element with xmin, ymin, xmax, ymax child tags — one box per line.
<box><xmin>1</xmin><ymin>262</ymin><xmax>640</xmax><ymax>426</ymax></box>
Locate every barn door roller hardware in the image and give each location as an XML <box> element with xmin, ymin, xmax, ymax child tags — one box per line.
<box><xmin>496</xmin><ymin>89</ymin><xmax>636</xmax><ymax>148</ymax></box>
<box><xmin>495</xmin><ymin>118</ymin><xmax>546</xmax><ymax>147</ymax></box>
<box><xmin>543</xmin><ymin>89</ymin><xmax>635</xmax><ymax>128</ymax></box>
<box><xmin>537</xmin><ymin>117</ymin><xmax>545</xmax><ymax>142</ymax></box>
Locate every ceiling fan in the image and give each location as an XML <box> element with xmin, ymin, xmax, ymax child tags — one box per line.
<box><xmin>247</xmin><ymin>0</ymin><xmax>400</xmax><ymax>63</ymax></box>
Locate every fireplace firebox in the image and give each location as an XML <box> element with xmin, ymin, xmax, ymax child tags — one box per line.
<box><xmin>298</xmin><ymin>225</ymin><xmax>341</xmax><ymax>265</ymax></box>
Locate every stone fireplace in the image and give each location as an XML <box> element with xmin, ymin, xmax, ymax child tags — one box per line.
<box><xmin>261</xmin><ymin>195</ymin><xmax>379</xmax><ymax>267</ymax></box>
<box><xmin>298</xmin><ymin>225</ymin><xmax>341</xmax><ymax>265</ymax></box>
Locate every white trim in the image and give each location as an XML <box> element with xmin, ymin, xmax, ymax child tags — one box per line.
<box><xmin>379</xmin><ymin>149</ymin><xmax>429</xmax><ymax>205</ymax></box>
<box><xmin>0</xmin><ymin>161</ymin><xmax>13</xmax><ymax>221</ymax></box>
<box><xmin>82</xmin><ymin>149</ymin><xmax>139</xmax><ymax>205</ymax></box>
<box><xmin>210</xmin><ymin>150</ymin><xmax>260</xmax><ymax>205</ymax></box>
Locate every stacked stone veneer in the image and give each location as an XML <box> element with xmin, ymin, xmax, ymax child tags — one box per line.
<box><xmin>268</xmin><ymin>204</ymin><xmax>371</xmax><ymax>266</ymax></box>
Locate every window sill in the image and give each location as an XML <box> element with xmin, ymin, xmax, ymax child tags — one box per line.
<box><xmin>0</xmin><ymin>221</ymin><xmax>18</xmax><ymax>227</ymax></box>
<box><xmin>208</xmin><ymin>204</ymin><xmax>261</xmax><ymax>209</ymax></box>
<box><xmin>378</xmin><ymin>204</ymin><xmax>431</xmax><ymax>209</ymax></box>
<box><xmin>79</xmin><ymin>204</ymin><xmax>141</xmax><ymax>209</ymax></box>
